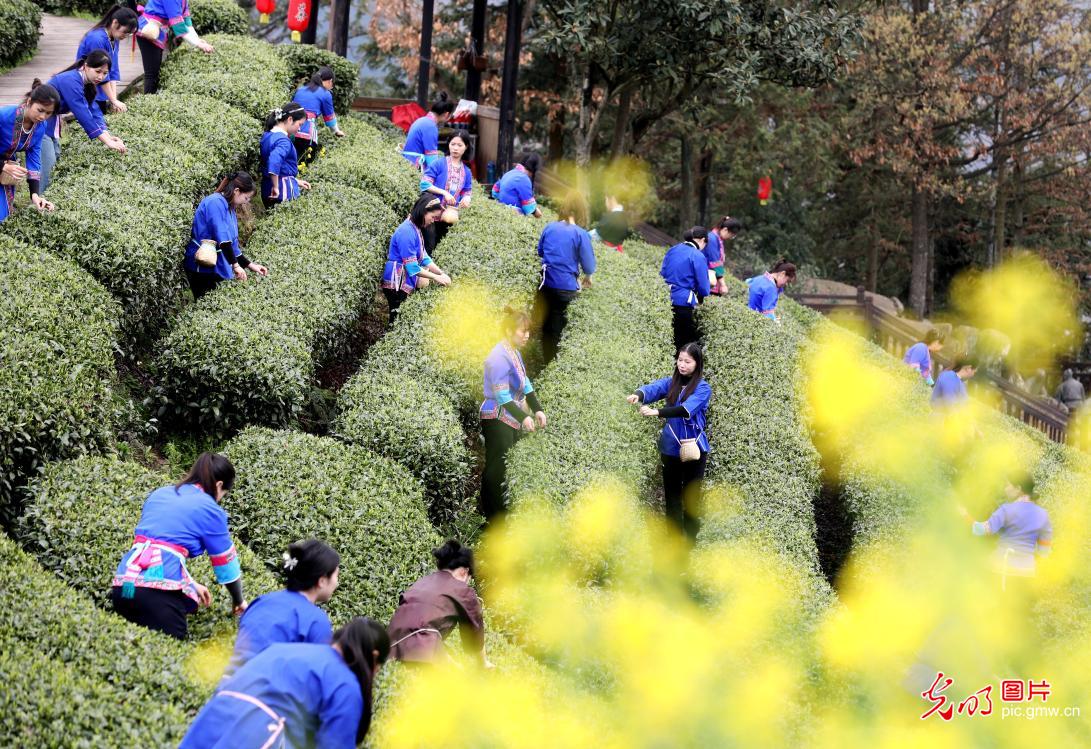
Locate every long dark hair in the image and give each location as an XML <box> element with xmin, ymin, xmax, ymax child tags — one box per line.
<box><xmin>770</xmin><ymin>258</ymin><xmax>797</xmax><ymax>280</ymax></box>
<box><xmin>306</xmin><ymin>66</ymin><xmax>335</xmax><ymax>91</ymax></box>
<box><xmin>409</xmin><ymin>192</ymin><xmax>443</xmax><ymax>228</ymax></box>
<box><xmin>90</xmin><ymin>4</ymin><xmax>137</xmax><ymax>33</ymax></box>
<box><xmin>59</xmin><ymin>49</ymin><xmax>112</xmax><ymax>105</ymax></box>
<box><xmin>501</xmin><ymin>305</ymin><xmax>532</xmax><ymax>337</ymax></box>
<box><xmin>264</xmin><ymin>101</ymin><xmax>306</xmax><ymax>132</ymax></box>
<box><xmin>216</xmin><ymin>171</ymin><xmax>255</xmax><ymax>202</ymax></box>
<box><xmin>665</xmin><ymin>342</ymin><xmax>704</xmax><ymax>406</ymax></box>
<box><xmin>518</xmin><ymin>151</ymin><xmax>541</xmax><ymax>177</ymax></box>
<box><xmin>23</xmin><ymin>80</ymin><xmax>60</xmax><ymax>113</ymax></box>
<box><xmin>334</xmin><ymin>617</ymin><xmax>391</xmax><ymax>743</ymax></box>
<box><xmin>176</xmin><ymin>452</ymin><xmax>236</xmax><ymax>496</ymax></box>
<box><xmin>448</xmin><ymin>131</ymin><xmax>471</xmax><ymax>161</ymax></box>
<box><xmin>283</xmin><ymin>539</ymin><xmax>341</xmax><ymax>591</ymax></box>
<box><xmin>682</xmin><ymin>225</ymin><xmax>708</xmax><ymax>245</ymax></box>
<box><xmin>716</xmin><ymin>216</ymin><xmax>743</xmax><ymax>234</ymax></box>
<box><xmin>433</xmin><ymin>539</ymin><xmax>474</xmax><ymax>576</ymax></box>
<box><xmin>430</xmin><ymin>91</ymin><xmax>455</xmax><ymax>116</ymax></box>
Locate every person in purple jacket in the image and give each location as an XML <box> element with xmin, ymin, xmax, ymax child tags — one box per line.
<box><xmin>904</xmin><ymin>329</ymin><xmax>944</xmax><ymax>386</ymax></box>
<box><xmin>959</xmin><ymin>474</ymin><xmax>1053</xmax><ymax>590</ymax></box>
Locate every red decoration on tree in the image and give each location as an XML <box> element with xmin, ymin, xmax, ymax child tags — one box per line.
<box><xmin>287</xmin><ymin>0</ymin><xmax>311</xmax><ymax>42</ymax></box>
<box><xmin>757</xmin><ymin>176</ymin><xmax>773</xmax><ymax>206</ymax></box>
<box><xmin>256</xmin><ymin>0</ymin><xmax>274</xmax><ymax>24</ymax></box>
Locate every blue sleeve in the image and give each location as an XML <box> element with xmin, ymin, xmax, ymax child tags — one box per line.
<box><xmin>460</xmin><ymin>167</ymin><xmax>473</xmax><ymax>202</ymax></box>
<box><xmin>578</xmin><ymin>229</ymin><xmax>596</xmax><ymax>275</ymax></box>
<box><xmin>60</xmin><ymin>74</ymin><xmax>107</xmax><ymax>139</ymax></box>
<box><xmin>75</xmin><ymin>33</ymin><xmax>94</xmax><ymax>64</ymax></box>
<box><xmin>537</xmin><ymin>225</ymin><xmax>548</xmax><ymax>260</ymax></box>
<box><xmin>422</xmin><ymin>120</ymin><xmax>439</xmax><ymax>152</ymax></box>
<box><xmin>315</xmin><ymin>680</ymin><xmax>364</xmax><ymax>749</ymax></box>
<box><xmin>679</xmin><ymin>380</ymin><xmax>712</xmax><ymax>418</ymax></box>
<box><xmin>637</xmin><ymin>377</ymin><xmax>671</xmax><ymax>405</ymax></box>
<box><xmin>26</xmin><ymin>127</ymin><xmax>44</xmax><ymax>179</ymax></box>
<box><xmin>308</xmin><ymin>614</ymin><xmax>334</xmax><ymax>645</ymax></box>
<box><xmin>985</xmin><ymin>505</ymin><xmax>1006</xmax><ymax>535</ymax></box>
<box><xmin>703</xmin><ymin>235</ymin><xmax>719</xmax><ymax>266</ymax></box>
<box><xmin>760</xmin><ymin>284</ymin><xmax>778</xmax><ymax>316</ymax></box>
<box><xmin>694</xmin><ymin>253</ymin><xmax>711</xmax><ymax>297</ymax></box>
<box><xmin>200</xmin><ymin>506</ymin><xmax>242</xmax><ymax>585</ymax></box>
<box><xmin>523</xmin><ymin>376</ymin><xmax>535</xmax><ymax>395</ymax></box>
<box><xmin>420</xmin><ymin>158</ymin><xmax>441</xmax><ymax>190</ymax></box>
<box><xmin>517</xmin><ymin>176</ymin><xmax>538</xmax><ymax>215</ymax></box>
<box><xmin>109</xmin><ymin>40</ymin><xmax>121</xmax><ymax>84</ymax></box>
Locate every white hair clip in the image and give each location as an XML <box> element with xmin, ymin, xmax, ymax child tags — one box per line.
<box><xmin>282</xmin><ymin>552</ymin><xmax>298</xmax><ymax>571</ymax></box>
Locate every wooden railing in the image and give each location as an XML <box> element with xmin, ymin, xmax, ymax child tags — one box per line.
<box><xmin>792</xmin><ymin>287</ymin><xmax>1074</xmax><ymax>445</ymax></box>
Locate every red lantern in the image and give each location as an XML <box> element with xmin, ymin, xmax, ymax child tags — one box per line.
<box><xmin>287</xmin><ymin>0</ymin><xmax>311</xmax><ymax>42</ymax></box>
<box><xmin>757</xmin><ymin>175</ymin><xmax>773</xmax><ymax>206</ymax></box>
<box><xmin>255</xmin><ymin>0</ymin><xmax>274</xmax><ymax>23</ymax></box>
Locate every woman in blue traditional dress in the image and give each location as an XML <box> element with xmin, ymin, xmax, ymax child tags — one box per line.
<box><xmin>479</xmin><ymin>308</ymin><xmax>547</xmax><ymax>520</ymax></box>
<box><xmin>291</xmin><ymin>66</ymin><xmax>345</xmax><ymax>165</ymax></box>
<box><xmin>401</xmin><ymin>91</ymin><xmax>455</xmax><ymax>168</ymax></box>
<box><xmin>183</xmin><ymin>172</ymin><xmax>269</xmax><ymax>300</ymax></box>
<box><xmin>135</xmin><ymin>0</ymin><xmax>213</xmax><ymax>95</ymax></box>
<box><xmin>0</xmin><ymin>84</ymin><xmax>60</xmax><ymax>222</ymax></box>
<box><xmin>111</xmin><ymin>452</ymin><xmax>248</xmax><ymax>640</ymax></box>
<box><xmin>491</xmin><ymin>151</ymin><xmax>542</xmax><ymax>218</ymax></box>
<box><xmin>381</xmin><ymin>193</ymin><xmax>452</xmax><ymax>324</ymax></box>
<box><xmin>660</xmin><ymin>226</ymin><xmax>710</xmax><ymax>352</ymax></box>
<box><xmin>746</xmin><ymin>259</ymin><xmax>796</xmax><ymax>322</ymax></box>
<box><xmin>419</xmin><ymin>131</ymin><xmax>473</xmax><ymax>250</ymax></box>
<box><xmin>222</xmin><ymin>539</ymin><xmax>340</xmax><ymax>680</ymax></box>
<box><xmin>261</xmin><ymin>102</ymin><xmax>310</xmax><ymax>209</ymax></box>
<box><xmin>40</xmin><ymin>49</ymin><xmax>128</xmax><ymax>192</ymax></box>
<box><xmin>75</xmin><ymin>5</ymin><xmax>137</xmax><ymax>117</ymax></box>
<box><xmin>628</xmin><ymin>342</ymin><xmax>712</xmax><ymax>540</ymax></box>
<box><xmin>181</xmin><ymin>617</ymin><xmax>390</xmax><ymax>749</ymax></box>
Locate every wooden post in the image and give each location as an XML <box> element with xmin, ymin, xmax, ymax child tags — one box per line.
<box><xmin>464</xmin><ymin>0</ymin><xmax>487</xmax><ymax>103</ymax></box>
<box><xmin>417</xmin><ymin>0</ymin><xmax>435</xmax><ymax>108</ymax></box>
<box><xmin>496</xmin><ymin>0</ymin><xmax>523</xmax><ymax>174</ymax></box>
<box><xmin>328</xmin><ymin>0</ymin><xmax>350</xmax><ymax>56</ymax></box>
<box><xmin>300</xmin><ymin>0</ymin><xmax>320</xmax><ymax>45</ymax></box>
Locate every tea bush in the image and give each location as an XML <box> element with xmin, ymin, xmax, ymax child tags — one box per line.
<box><xmin>190</xmin><ymin>0</ymin><xmax>249</xmax><ymax>36</ymax></box>
<box><xmin>0</xmin><ymin>0</ymin><xmax>40</xmax><ymax>69</ymax></box>
<box><xmin>277</xmin><ymin>43</ymin><xmax>360</xmax><ymax>113</ymax></box>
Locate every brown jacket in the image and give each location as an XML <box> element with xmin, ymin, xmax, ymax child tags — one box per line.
<box><xmin>388</xmin><ymin>570</ymin><xmax>485</xmax><ymax>662</ymax></box>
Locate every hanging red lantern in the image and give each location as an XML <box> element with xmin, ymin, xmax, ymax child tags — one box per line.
<box><xmin>757</xmin><ymin>175</ymin><xmax>773</xmax><ymax>206</ymax></box>
<box><xmin>256</xmin><ymin>0</ymin><xmax>274</xmax><ymax>23</ymax></box>
<box><xmin>286</xmin><ymin>0</ymin><xmax>311</xmax><ymax>42</ymax></box>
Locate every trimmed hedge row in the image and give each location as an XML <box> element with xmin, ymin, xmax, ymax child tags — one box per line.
<box><xmin>505</xmin><ymin>244</ymin><xmax>675</xmax><ymax>506</ymax></box>
<box><xmin>190</xmin><ymin>0</ymin><xmax>249</xmax><ymax>36</ymax></box>
<box><xmin>0</xmin><ymin>234</ymin><xmax>121</xmax><ymax>513</ymax></box>
<box><xmin>19</xmin><ymin>455</ymin><xmax>280</xmax><ymax>641</ymax></box>
<box><xmin>334</xmin><ymin>194</ymin><xmax>545</xmax><ymax>519</ymax></box>
<box><xmin>56</xmin><ymin>93</ymin><xmax>261</xmax><ymax>203</ymax></box>
<box><xmin>0</xmin><ymin>535</ymin><xmax>200</xmax><ymax>744</ymax></box>
<box><xmin>277</xmin><ymin>43</ymin><xmax>360</xmax><ymax>114</ymax></box>
<box><xmin>0</xmin><ymin>0</ymin><xmax>39</xmax><ymax>69</ymax></box>
<box><xmin>693</xmin><ymin>285</ymin><xmax>834</xmax><ymax>617</ymax></box>
<box><xmin>223</xmin><ymin>428</ymin><xmax>439</xmax><ymax>622</ymax></box>
<box><xmin>306</xmin><ymin>115</ymin><xmax>421</xmax><ymax>213</ymax></box>
<box><xmin>153</xmin><ymin>175</ymin><xmax>399</xmax><ymax>436</ymax></box>
<box><xmin>161</xmin><ymin>34</ymin><xmax>292</xmax><ymax>119</ymax></box>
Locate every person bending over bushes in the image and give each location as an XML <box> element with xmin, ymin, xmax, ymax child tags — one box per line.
<box><xmin>40</xmin><ymin>50</ymin><xmax>128</xmax><ymax>192</ymax></box>
<box><xmin>181</xmin><ymin>617</ymin><xmax>390</xmax><ymax>749</ymax></box>
<box><xmin>746</xmin><ymin>259</ymin><xmax>796</xmax><ymax>322</ymax></box>
<box><xmin>705</xmin><ymin>216</ymin><xmax>742</xmax><ymax>296</ymax></box>
<box><xmin>136</xmin><ymin>0</ymin><xmax>214</xmax><ymax>95</ymax></box>
<box><xmin>222</xmin><ymin>539</ymin><xmax>341</xmax><ymax>680</ymax></box>
<box><xmin>492</xmin><ymin>151</ymin><xmax>542</xmax><ymax>218</ymax></box>
<box><xmin>112</xmin><ymin>452</ymin><xmax>248</xmax><ymax>640</ymax></box>
<box><xmin>660</xmin><ymin>226</ymin><xmax>710</xmax><ymax>352</ymax></box>
<box><xmin>628</xmin><ymin>342</ymin><xmax>712</xmax><ymax>541</ymax></box>
<box><xmin>479</xmin><ymin>308</ymin><xmax>547</xmax><ymax>520</ymax></box>
<box><xmin>1</xmin><ymin>83</ymin><xmax>60</xmax><ymax>222</ymax></box>
<box><xmin>420</xmin><ymin>131</ymin><xmax>473</xmax><ymax>251</ymax></box>
<box><xmin>388</xmin><ymin>540</ymin><xmax>492</xmax><ymax>668</ymax></box>
<box><xmin>262</xmin><ymin>102</ymin><xmax>310</xmax><ymax>208</ymax></box>
<box><xmin>184</xmin><ymin>171</ymin><xmax>269</xmax><ymax>300</ymax></box>
<box><xmin>533</xmin><ymin>191</ymin><xmax>596</xmax><ymax>368</ymax></box>
<box><xmin>76</xmin><ymin>5</ymin><xmax>138</xmax><ymax>117</ymax></box>
<box><xmin>292</xmin><ymin>66</ymin><xmax>346</xmax><ymax>165</ymax></box>
<box><xmin>381</xmin><ymin>193</ymin><xmax>452</xmax><ymax>325</ymax></box>
<box><xmin>905</xmin><ymin>328</ymin><xmax>944</xmax><ymax>385</ymax></box>
<box><xmin>402</xmin><ymin>91</ymin><xmax>455</xmax><ymax>168</ymax></box>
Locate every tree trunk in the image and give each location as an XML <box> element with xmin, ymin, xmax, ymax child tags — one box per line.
<box><xmin>697</xmin><ymin>150</ymin><xmax>713</xmax><ymax>227</ymax></box>
<box><xmin>548</xmin><ymin>105</ymin><xmax>565</xmax><ymax>165</ymax></box>
<box><xmin>300</xmin><ymin>0</ymin><xmax>319</xmax><ymax>45</ymax></box>
<box><xmin>1011</xmin><ymin>150</ymin><xmax>1025</xmax><ymax>248</ymax></box>
<box><xmin>866</xmin><ymin>209</ymin><xmax>879</xmax><ymax>292</ymax></box>
<box><xmin>609</xmin><ymin>88</ymin><xmax>632</xmax><ymax>159</ymax></box>
<box><xmin>992</xmin><ymin>154</ymin><xmax>1009</xmax><ymax>264</ymax></box>
<box><xmin>679</xmin><ymin>134</ymin><xmax>695</xmax><ymax>234</ymax></box>
<box><xmin>908</xmin><ymin>184</ymin><xmax>930</xmax><ymax>317</ymax></box>
<box><xmin>328</xmin><ymin>0</ymin><xmax>351</xmax><ymax>56</ymax></box>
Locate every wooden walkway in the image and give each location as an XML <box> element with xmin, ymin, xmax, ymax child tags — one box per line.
<box><xmin>0</xmin><ymin>14</ymin><xmax>144</xmax><ymax>106</ymax></box>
